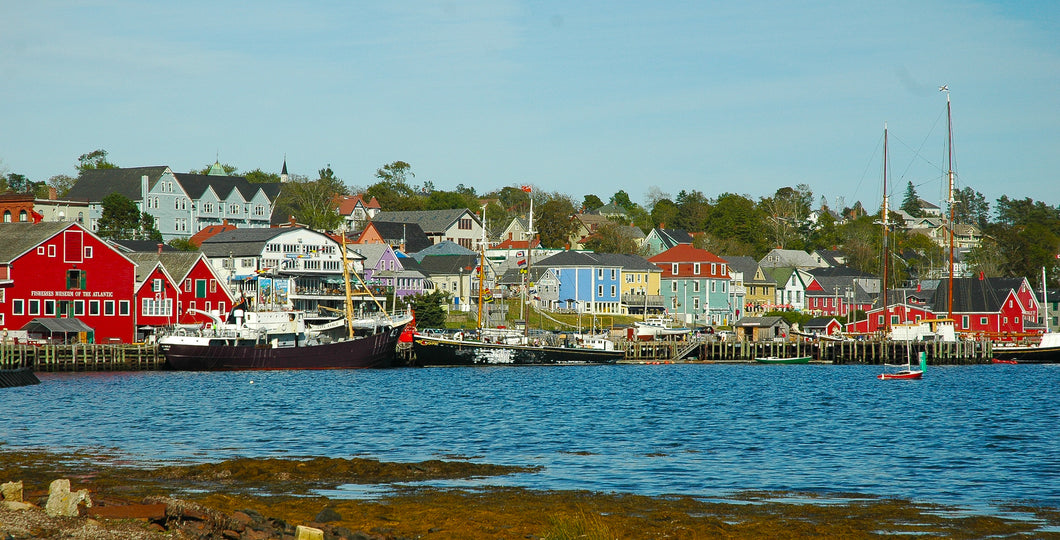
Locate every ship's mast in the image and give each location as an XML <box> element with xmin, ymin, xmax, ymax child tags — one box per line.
<box><xmin>882</xmin><ymin>123</ymin><xmax>891</xmax><ymax>335</ymax></box>
<box><xmin>477</xmin><ymin>204</ymin><xmax>487</xmax><ymax>332</ymax></box>
<box><xmin>942</xmin><ymin>85</ymin><xmax>955</xmax><ymax>319</ymax></box>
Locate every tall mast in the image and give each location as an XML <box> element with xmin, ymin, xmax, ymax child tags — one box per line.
<box><xmin>882</xmin><ymin>123</ymin><xmax>891</xmax><ymax>335</ymax></box>
<box><xmin>340</xmin><ymin>233</ymin><xmax>355</xmax><ymax>339</ymax></box>
<box><xmin>942</xmin><ymin>85</ymin><xmax>955</xmax><ymax>318</ymax></box>
<box><xmin>524</xmin><ymin>189</ymin><xmax>535</xmax><ymax>338</ymax></box>
<box><xmin>477</xmin><ymin>204</ymin><xmax>487</xmax><ymax>332</ymax></box>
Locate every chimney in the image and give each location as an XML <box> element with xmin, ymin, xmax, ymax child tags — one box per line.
<box><xmin>48</xmin><ymin>187</ymin><xmax>57</xmax><ymax>200</ymax></box>
<box><xmin>141</xmin><ymin>175</ymin><xmax>149</xmax><ymax>205</ymax></box>
<box><xmin>157</xmin><ymin>243</ymin><xmax>163</xmax><ymax>255</ymax></box>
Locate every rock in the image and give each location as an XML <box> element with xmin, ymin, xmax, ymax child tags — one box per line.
<box><xmin>315</xmin><ymin>506</ymin><xmax>342</xmax><ymax>522</ymax></box>
<box><xmin>44</xmin><ymin>479</ymin><xmax>92</xmax><ymax>517</ymax></box>
<box><xmin>296</xmin><ymin>524</ymin><xmax>325</xmax><ymax>540</ymax></box>
<box><xmin>3</xmin><ymin>500</ymin><xmax>36</xmax><ymax>511</ymax></box>
<box><xmin>1</xmin><ymin>480</ymin><xmax>23</xmax><ymax>502</ymax></box>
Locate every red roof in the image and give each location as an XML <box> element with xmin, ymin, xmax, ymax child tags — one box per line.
<box><xmin>189</xmin><ymin>223</ymin><xmax>237</xmax><ymax>247</ymax></box>
<box><xmin>493</xmin><ymin>238</ymin><xmax>540</xmax><ymax>250</ymax></box>
<box><xmin>647</xmin><ymin>244</ymin><xmax>727</xmax><ymax>264</ymax></box>
<box><xmin>335</xmin><ymin>194</ymin><xmax>381</xmax><ymax>215</ymax></box>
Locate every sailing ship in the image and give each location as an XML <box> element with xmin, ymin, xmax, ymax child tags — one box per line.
<box><xmin>160</xmin><ymin>236</ymin><xmax>412</xmax><ymax>371</ymax></box>
<box><xmin>994</xmin><ymin>268</ymin><xmax>1060</xmax><ymax>363</ymax></box>
<box><xmin>413</xmin><ymin>200</ymin><xmax>624</xmax><ymax>366</ymax></box>
<box><xmin>634</xmin><ymin>317</ymin><xmax>692</xmax><ymax>340</ymax></box>
<box><xmin>878</xmin><ymin>352</ymin><xmax>927</xmax><ymax>380</ymax></box>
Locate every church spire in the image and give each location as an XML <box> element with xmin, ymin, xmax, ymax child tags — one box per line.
<box><xmin>280</xmin><ymin>155</ymin><xmax>288</xmax><ymax>183</ymax></box>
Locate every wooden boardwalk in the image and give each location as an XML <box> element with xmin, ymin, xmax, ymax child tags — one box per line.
<box><xmin>0</xmin><ymin>343</ymin><xmax>164</xmax><ymax>372</ymax></box>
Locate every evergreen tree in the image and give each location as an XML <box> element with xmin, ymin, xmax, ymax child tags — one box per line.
<box><xmin>900</xmin><ymin>181</ymin><xmax>922</xmax><ymax>217</ymax></box>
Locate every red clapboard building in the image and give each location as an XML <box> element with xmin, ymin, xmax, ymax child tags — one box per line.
<box><xmin>127</xmin><ymin>252</ymin><xmax>234</xmax><ymax>336</ymax></box>
<box><xmin>0</xmin><ymin>222</ymin><xmax>136</xmax><ymax>343</ymax></box>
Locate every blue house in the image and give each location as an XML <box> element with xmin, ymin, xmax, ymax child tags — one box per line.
<box><xmin>535</xmin><ymin>251</ymin><xmax>621</xmax><ymax>315</ymax></box>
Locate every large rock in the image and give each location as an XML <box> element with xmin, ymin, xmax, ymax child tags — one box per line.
<box><xmin>1</xmin><ymin>480</ymin><xmax>23</xmax><ymax>502</ymax></box>
<box><xmin>44</xmin><ymin>478</ymin><xmax>92</xmax><ymax>517</ymax></box>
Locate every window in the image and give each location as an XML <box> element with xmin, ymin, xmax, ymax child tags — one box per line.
<box><xmin>104</xmin><ymin>300</ymin><xmax>115</xmax><ymax>316</ymax></box>
<box><xmin>89</xmin><ymin>300</ymin><xmax>100</xmax><ymax>316</ymax></box>
<box><xmin>671</xmin><ymin>263</ymin><xmax>678</xmax><ymax>275</ymax></box>
<box><xmin>18</xmin><ymin>210</ymin><xmax>27</xmax><ymax>222</ymax></box>
<box><xmin>693</xmin><ymin>297</ymin><xmax>700</xmax><ymax>310</ymax></box>
<box><xmin>152</xmin><ymin>278</ymin><xmax>163</xmax><ymax>292</ymax></box>
<box><xmin>84</xmin><ymin>246</ymin><xmax>93</xmax><ymax>258</ymax></box>
<box><xmin>598</xmin><ymin>285</ymin><xmax>603</xmax><ymax>297</ymax></box>
<box><xmin>12</xmin><ymin>299</ymin><xmax>23</xmax><ymax>315</ymax></box>
<box><xmin>48</xmin><ymin>245</ymin><xmax>56</xmax><ymax>257</ymax></box>
<box><xmin>611</xmin><ymin>269</ymin><xmax>616</xmax><ymax>280</ymax></box>
<box><xmin>711</xmin><ymin>263</ymin><xmax>717</xmax><ymax>275</ymax></box>
<box><xmin>29</xmin><ymin>299</ymin><xmax>40</xmax><ymax>316</ymax></box>
<box><xmin>74</xmin><ymin>301</ymin><xmax>84</xmax><ymax>316</ymax></box>
<box><xmin>459</xmin><ymin>218</ymin><xmax>471</xmax><ymax>230</ymax></box>
<box><xmin>67</xmin><ymin>269</ymin><xmax>86</xmax><ymax>290</ymax></box>
<box><xmin>184</xmin><ymin>279</ymin><xmax>192</xmax><ymax>292</ymax></box>
<box><xmin>693</xmin><ymin>281</ymin><xmax>700</xmax><ymax>292</ymax></box>
<box><xmin>210</xmin><ymin>279</ymin><xmax>217</xmax><ymax>293</ymax></box>
<box><xmin>963</xmin><ymin>315</ymin><xmax>969</xmax><ymax>328</ymax></box>
<box><xmin>2</xmin><ymin>211</ymin><xmax>9</xmax><ymax>222</ymax></box>
<box><xmin>671</xmin><ymin>281</ymin><xmax>678</xmax><ymax>292</ymax></box>
<box><xmin>693</xmin><ymin>263</ymin><xmax>700</xmax><ymax>275</ymax></box>
<box><xmin>610</xmin><ymin>285</ymin><xmax>616</xmax><ymax>297</ymax></box>
<box><xmin>37</xmin><ymin>246</ymin><xmax>44</xmax><ymax>255</ymax></box>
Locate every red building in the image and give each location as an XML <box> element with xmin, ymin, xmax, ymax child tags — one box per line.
<box><xmin>0</xmin><ymin>222</ymin><xmax>136</xmax><ymax>342</ymax></box>
<box><xmin>128</xmin><ymin>252</ymin><xmax>235</xmax><ymax>335</ymax></box>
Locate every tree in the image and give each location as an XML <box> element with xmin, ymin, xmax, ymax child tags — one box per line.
<box><xmin>673</xmin><ymin>190</ymin><xmax>710</xmax><ymax>231</ymax></box>
<box><xmin>703</xmin><ymin>193</ymin><xmax>766</xmax><ymax>253</ymax></box>
<box><xmin>650</xmin><ymin>198</ymin><xmax>680</xmax><ymax>229</ymax></box>
<box><xmin>243</xmin><ymin>168</ymin><xmax>281</xmax><ymax>184</ymax></box>
<box><xmin>5</xmin><ymin>173</ymin><xmax>38</xmax><ymax>194</ymax></box>
<box><xmin>583</xmin><ymin>222</ymin><xmax>638</xmax><ymax>254</ymax></box>
<box><xmin>900</xmin><ymin>181</ymin><xmax>921</xmax><ymax>217</ymax></box>
<box><xmin>47</xmin><ymin>174</ymin><xmax>78</xmax><ymax>198</ymax></box>
<box><xmin>581</xmin><ymin>194</ymin><xmax>603</xmax><ymax>213</ymax></box>
<box><xmin>535</xmin><ymin>194</ymin><xmax>577</xmax><ymax>249</ymax></box>
<box><xmin>759</xmin><ymin>184</ymin><xmax>813</xmax><ymax>249</ymax></box>
<box><xmin>77</xmin><ymin>149</ymin><xmax>116</xmax><ymax>172</ymax></box>
<box><xmin>167</xmin><ymin>238</ymin><xmax>199</xmax><ymax>251</ymax></box>
<box><xmin>96</xmin><ymin>193</ymin><xmax>161</xmax><ymax>240</ymax></box>
<box><xmin>272</xmin><ymin>174</ymin><xmax>345</xmax><ymax>231</ymax></box>
<box><xmin>366</xmin><ymin>161</ymin><xmax>419</xmax><ymax>210</ymax></box>
<box><xmin>952</xmin><ymin>187</ymin><xmax>989</xmax><ymax>229</ymax></box>
<box><xmin>610</xmin><ymin>190</ymin><xmax>634</xmax><ymax>211</ymax></box>
<box><xmin>407</xmin><ymin>290</ymin><xmax>449</xmax><ymax>328</ymax></box>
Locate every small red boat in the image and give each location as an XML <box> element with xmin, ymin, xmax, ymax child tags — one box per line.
<box><xmin>991</xmin><ymin>358</ymin><xmax>1018</xmax><ymax>365</ymax></box>
<box><xmin>877</xmin><ymin>369</ymin><xmax>923</xmax><ymax>380</ymax></box>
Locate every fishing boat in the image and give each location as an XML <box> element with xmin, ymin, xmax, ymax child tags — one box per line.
<box><xmin>992</xmin><ymin>332</ymin><xmax>1060</xmax><ymax>364</ymax></box>
<box><xmin>634</xmin><ymin>317</ymin><xmax>692</xmax><ymax>340</ymax></box>
<box><xmin>754</xmin><ymin>356</ymin><xmax>811</xmax><ymax>364</ymax></box>
<box><xmin>413</xmin><ymin>202</ymin><xmax>623</xmax><ymax>367</ymax></box>
<box><xmin>878</xmin><ymin>352</ymin><xmax>926</xmax><ymax>380</ymax></box>
<box><xmin>160</xmin><ymin>235</ymin><xmax>412</xmax><ymax>371</ymax></box>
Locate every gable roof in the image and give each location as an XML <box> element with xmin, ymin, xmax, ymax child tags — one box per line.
<box><xmin>929</xmin><ymin>277</ymin><xmax>1021</xmax><ymax>314</ymax></box>
<box><xmin>591</xmin><ymin>253</ymin><xmax>660</xmax><ymax>272</ymax></box>
<box><xmin>0</xmin><ymin>222</ymin><xmax>75</xmax><ymax>262</ymax></box>
<box><xmin>363</xmin><ymin>221</ymin><xmax>432</xmax><ymax>253</ymax></box>
<box><xmin>648</xmin><ymin>244</ymin><xmax>727</xmax><ymax>264</ymax></box>
<box><xmin>733</xmin><ymin>316</ymin><xmax>788</xmax><ymax>328</ymax></box>
<box><xmin>415</xmin><ymin>254</ymin><xmax>482</xmax><ymax>276</ymax></box>
<box><xmin>648</xmin><ymin>227</ymin><xmax>693</xmax><ymax>247</ymax></box>
<box><xmin>67</xmin><ymin>166</ymin><xmax>169</xmax><ymax>202</ymax></box>
<box><xmin>349</xmin><ymin>243</ymin><xmax>396</xmax><ymax>269</ymax></box>
<box><xmin>536</xmin><ymin>250</ymin><xmax>622</xmax><ymax>268</ymax></box>
<box><xmin>410</xmin><ymin>240</ymin><xmax>477</xmax><ymax>261</ymax></box>
<box><xmin>759</xmin><ymin>249</ymin><xmax>823</xmax><ymax>269</ymax></box>
<box><xmin>190</xmin><ymin>223</ymin><xmax>238</xmax><ymax>247</ymax></box>
<box><xmin>109</xmin><ymin>240</ymin><xmax>179</xmax><ymax>253</ymax></box>
<box><xmin>372</xmin><ymin>209</ymin><xmax>477</xmax><ymax>235</ymax></box>
<box><xmin>335</xmin><ymin>194</ymin><xmax>381</xmax><ymax>215</ymax></box>
<box><xmin>722</xmin><ymin>255</ymin><xmax>770</xmax><ymax>282</ymax></box>
<box><xmin>126</xmin><ymin>252</ymin><xmax>205</xmax><ymax>283</ymax></box>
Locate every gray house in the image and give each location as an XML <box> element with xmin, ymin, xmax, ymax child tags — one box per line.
<box><xmin>67</xmin><ymin>164</ymin><xmax>283</xmax><ymax>242</ymax></box>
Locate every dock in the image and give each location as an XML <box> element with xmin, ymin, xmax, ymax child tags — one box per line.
<box><xmin>0</xmin><ymin>343</ymin><xmax>164</xmax><ymax>372</ymax></box>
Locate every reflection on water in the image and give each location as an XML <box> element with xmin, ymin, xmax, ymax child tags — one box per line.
<box><xmin>2</xmin><ymin>364</ymin><xmax>1059</xmax><ymax>510</ymax></box>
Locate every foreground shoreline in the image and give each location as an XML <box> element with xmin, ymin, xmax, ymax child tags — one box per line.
<box><xmin>2</xmin><ymin>450</ymin><xmax>1058</xmax><ymax>539</ymax></box>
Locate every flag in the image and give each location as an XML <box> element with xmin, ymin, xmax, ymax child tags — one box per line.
<box><xmin>521</xmin><ymin>185</ymin><xmax>532</xmax><ymax>193</ymax></box>
<box><xmin>516</xmin><ymin>251</ymin><xmax>524</xmax><ymax>257</ymax></box>
<box><xmin>916</xmin><ymin>282</ymin><xmax>921</xmax><ymax>292</ymax></box>
<box><xmin>979</xmin><ymin>271</ymin><xmax>985</xmax><ymax>281</ymax></box>
<box><xmin>517</xmin><ymin>259</ymin><xmax>526</xmax><ymax>267</ymax></box>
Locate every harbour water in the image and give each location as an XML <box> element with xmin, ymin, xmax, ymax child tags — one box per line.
<box><xmin>3</xmin><ymin>363</ymin><xmax>1059</xmax><ymax>515</ymax></box>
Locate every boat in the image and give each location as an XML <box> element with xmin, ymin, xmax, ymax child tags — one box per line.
<box><xmin>412</xmin><ymin>203</ymin><xmax>623</xmax><ymax>367</ymax></box>
<box><xmin>0</xmin><ymin>367</ymin><xmax>40</xmax><ymax>388</ymax></box>
<box><xmin>992</xmin><ymin>332</ymin><xmax>1060</xmax><ymax>364</ymax></box>
<box><xmin>889</xmin><ymin>318</ymin><xmax>958</xmax><ymax>342</ymax></box>
<box><xmin>991</xmin><ymin>358</ymin><xmax>1018</xmax><ymax>365</ymax></box>
<box><xmin>878</xmin><ymin>352</ymin><xmax>926</xmax><ymax>380</ymax></box>
<box><xmin>754</xmin><ymin>356</ymin><xmax>811</xmax><ymax>364</ymax></box>
<box><xmin>160</xmin><ymin>235</ymin><xmax>412</xmax><ymax>371</ymax></box>
<box><xmin>634</xmin><ymin>317</ymin><xmax>692</xmax><ymax>340</ymax></box>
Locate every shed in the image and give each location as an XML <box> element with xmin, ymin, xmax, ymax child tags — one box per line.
<box><xmin>732</xmin><ymin>316</ymin><xmax>790</xmax><ymax>342</ymax></box>
<box><xmin>21</xmin><ymin>317</ymin><xmax>95</xmax><ymax>344</ymax></box>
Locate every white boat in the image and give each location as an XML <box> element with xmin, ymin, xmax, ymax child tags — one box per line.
<box><xmin>992</xmin><ymin>332</ymin><xmax>1060</xmax><ymax>364</ymax></box>
<box><xmin>889</xmin><ymin>318</ymin><xmax>957</xmax><ymax>342</ymax></box>
<box><xmin>634</xmin><ymin>317</ymin><xmax>691</xmax><ymax>340</ymax></box>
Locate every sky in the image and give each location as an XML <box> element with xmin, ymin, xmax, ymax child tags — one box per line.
<box><xmin>2</xmin><ymin>1</ymin><xmax>1059</xmax><ymax>212</ymax></box>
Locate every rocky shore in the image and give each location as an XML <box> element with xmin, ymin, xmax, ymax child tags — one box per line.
<box><xmin>2</xmin><ymin>449</ymin><xmax>1058</xmax><ymax>539</ymax></box>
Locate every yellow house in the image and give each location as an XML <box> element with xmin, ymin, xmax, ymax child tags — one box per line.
<box><xmin>595</xmin><ymin>253</ymin><xmax>663</xmax><ymax>316</ymax></box>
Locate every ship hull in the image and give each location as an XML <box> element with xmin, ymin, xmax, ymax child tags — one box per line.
<box><xmin>412</xmin><ymin>335</ymin><xmax>624</xmax><ymax>366</ymax></box>
<box><xmin>161</xmin><ymin>323</ymin><xmax>408</xmax><ymax>371</ymax></box>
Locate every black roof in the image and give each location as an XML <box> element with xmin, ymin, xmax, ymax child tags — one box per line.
<box><xmin>928</xmin><ymin>277</ymin><xmax>1018</xmax><ymax>313</ymax></box>
<box><xmin>415</xmin><ymin>254</ymin><xmax>482</xmax><ymax>276</ymax></box>
<box><xmin>369</xmin><ymin>221</ymin><xmax>432</xmax><ymax>253</ymax></box>
<box><xmin>67</xmin><ymin>166</ymin><xmax>168</xmax><ymax>202</ymax></box>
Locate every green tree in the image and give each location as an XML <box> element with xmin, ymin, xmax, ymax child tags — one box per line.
<box><xmin>77</xmin><ymin>149</ymin><xmax>117</xmax><ymax>172</ymax></box>
<box><xmin>167</xmin><ymin>238</ymin><xmax>199</xmax><ymax>251</ymax></box>
<box><xmin>535</xmin><ymin>194</ymin><xmax>577</xmax><ymax>249</ymax></box>
<box><xmin>243</xmin><ymin>168</ymin><xmax>281</xmax><ymax>183</ymax></box>
<box><xmin>759</xmin><ymin>184</ymin><xmax>813</xmax><ymax>249</ymax></box>
<box><xmin>704</xmin><ymin>193</ymin><xmax>766</xmax><ymax>253</ymax></box>
<box><xmin>952</xmin><ymin>187</ymin><xmax>989</xmax><ymax>229</ymax></box>
<box><xmin>97</xmin><ymin>193</ymin><xmax>161</xmax><ymax>240</ymax></box>
<box><xmin>583</xmin><ymin>222</ymin><xmax>638</xmax><ymax>254</ymax></box>
<box><xmin>610</xmin><ymin>190</ymin><xmax>634</xmax><ymax>211</ymax></box>
<box><xmin>650</xmin><ymin>198</ymin><xmax>680</xmax><ymax>229</ymax></box>
<box><xmin>366</xmin><ymin>161</ymin><xmax>419</xmax><ymax>210</ymax></box>
<box><xmin>581</xmin><ymin>194</ymin><xmax>603</xmax><ymax>213</ymax></box>
<box><xmin>900</xmin><ymin>181</ymin><xmax>922</xmax><ymax>217</ymax></box>
<box><xmin>407</xmin><ymin>290</ymin><xmax>449</xmax><ymax>328</ymax></box>
<box><xmin>673</xmin><ymin>190</ymin><xmax>710</xmax><ymax>231</ymax></box>
<box><xmin>271</xmin><ymin>167</ymin><xmax>347</xmax><ymax>231</ymax></box>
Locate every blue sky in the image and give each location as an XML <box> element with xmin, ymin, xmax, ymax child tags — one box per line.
<box><xmin>2</xmin><ymin>1</ymin><xmax>1058</xmax><ymax>212</ymax></box>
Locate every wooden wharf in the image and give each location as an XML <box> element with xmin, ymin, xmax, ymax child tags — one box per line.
<box><xmin>0</xmin><ymin>344</ymin><xmax>163</xmax><ymax>372</ymax></box>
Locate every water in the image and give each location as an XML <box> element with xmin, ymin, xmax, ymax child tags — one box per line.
<box><xmin>3</xmin><ymin>363</ymin><xmax>1059</xmax><ymax>513</ymax></box>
